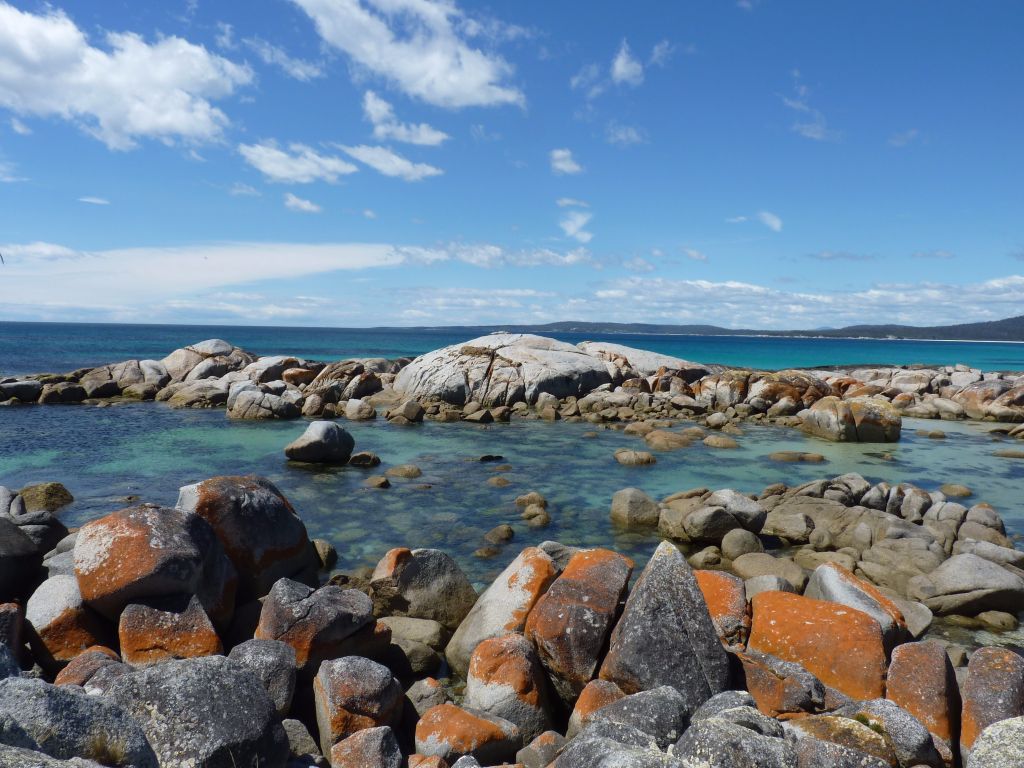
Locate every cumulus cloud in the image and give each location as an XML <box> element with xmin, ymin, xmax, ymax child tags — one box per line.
<box><xmin>243</xmin><ymin>36</ymin><xmax>322</xmax><ymax>81</ymax></box>
<box><xmin>239</xmin><ymin>142</ymin><xmax>358</xmax><ymax>183</ymax></box>
<box><xmin>757</xmin><ymin>211</ymin><xmax>783</xmax><ymax>232</ymax></box>
<box><xmin>362</xmin><ymin>91</ymin><xmax>449</xmax><ymax>146</ymax></box>
<box><xmin>338</xmin><ymin>144</ymin><xmax>443</xmax><ymax>181</ymax></box>
<box><xmin>291</xmin><ymin>0</ymin><xmax>523</xmax><ymax>108</ymax></box>
<box><xmin>611</xmin><ymin>39</ymin><xmax>643</xmax><ymax>86</ymax></box>
<box><xmin>78</xmin><ymin>196</ymin><xmax>110</xmax><ymax>205</ymax></box>
<box><xmin>284</xmin><ymin>192</ymin><xmax>322</xmax><ymax>213</ymax></box>
<box><xmin>559</xmin><ymin>210</ymin><xmax>593</xmax><ymax>243</ymax></box>
<box><xmin>550</xmin><ymin>148</ymin><xmax>582</xmax><ymax>175</ymax></box>
<box><xmin>0</xmin><ymin>2</ymin><xmax>252</xmax><ymax>150</ymax></box>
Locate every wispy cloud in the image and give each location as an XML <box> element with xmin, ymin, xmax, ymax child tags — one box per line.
<box><xmin>757</xmin><ymin>211</ymin><xmax>783</xmax><ymax>232</ymax></box>
<box><xmin>559</xmin><ymin>210</ymin><xmax>594</xmax><ymax>243</ymax></box>
<box><xmin>78</xmin><ymin>196</ymin><xmax>110</xmax><ymax>205</ymax></box>
<box><xmin>550</xmin><ymin>148</ymin><xmax>583</xmax><ymax>175</ymax></box>
<box><xmin>556</xmin><ymin>197</ymin><xmax>589</xmax><ymax>208</ymax></box>
<box><xmin>362</xmin><ymin>91</ymin><xmax>449</xmax><ymax>146</ymax></box>
<box><xmin>649</xmin><ymin>40</ymin><xmax>675</xmax><ymax>67</ymax></box>
<box><xmin>683</xmin><ymin>248</ymin><xmax>708</xmax><ymax>261</ymax></box>
<box><xmin>284</xmin><ymin>192</ymin><xmax>321</xmax><ymax>213</ymax></box>
<box><xmin>606</xmin><ymin>121</ymin><xmax>646</xmax><ymax>146</ymax></box>
<box><xmin>243</xmin><ymin>36</ymin><xmax>322</xmax><ymax>81</ymax></box>
<box><xmin>611</xmin><ymin>39</ymin><xmax>644</xmax><ymax>86</ymax></box>
<box><xmin>781</xmin><ymin>70</ymin><xmax>839</xmax><ymax>142</ymax></box>
<box><xmin>338</xmin><ymin>144</ymin><xmax>443</xmax><ymax>181</ymax></box>
<box><xmin>9</xmin><ymin>117</ymin><xmax>30</xmax><ymax>135</ymax></box>
<box><xmin>239</xmin><ymin>141</ymin><xmax>358</xmax><ymax>183</ymax></box>
<box><xmin>229</xmin><ymin>182</ymin><xmax>260</xmax><ymax>197</ymax></box>
<box><xmin>809</xmin><ymin>250</ymin><xmax>874</xmax><ymax>262</ymax></box>
<box><xmin>0</xmin><ymin>160</ymin><xmax>25</xmax><ymax>183</ymax></box>
<box><xmin>911</xmin><ymin>249</ymin><xmax>954</xmax><ymax>260</ymax></box>
<box><xmin>888</xmin><ymin>128</ymin><xmax>920</xmax><ymax>148</ymax></box>
<box><xmin>290</xmin><ymin>0</ymin><xmax>524</xmax><ymax>108</ymax></box>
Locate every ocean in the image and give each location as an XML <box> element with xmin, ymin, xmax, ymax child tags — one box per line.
<box><xmin>3</xmin><ymin>321</ymin><xmax>1024</xmax><ymax>377</ymax></box>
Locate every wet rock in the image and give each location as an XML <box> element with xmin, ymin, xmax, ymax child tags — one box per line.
<box><xmin>385</xmin><ymin>464</ymin><xmax>423</xmax><ymax>479</ymax></box>
<box><xmin>25</xmin><ymin>575</ymin><xmax>110</xmax><ymax>668</ymax></box>
<box><xmin>0</xmin><ymin>676</ymin><xmax>157</xmax><ymax>767</ymax></box>
<box><xmin>960</xmin><ymin>646</ymin><xmax>1024</xmax><ymax>757</ymax></box>
<box><xmin>414</xmin><ymin>703</ymin><xmax>522</xmax><ymax>765</ymax></box>
<box><xmin>176</xmin><ymin>475</ymin><xmax>318</xmax><ymax>602</ymax></box>
<box><xmin>694</xmin><ymin>570</ymin><xmax>749</xmax><ymax>647</ymax></box>
<box><xmin>967</xmin><ymin>716</ymin><xmax>1024</xmax><ymax>768</ymax></box>
<box><xmin>885</xmin><ymin>641</ymin><xmax>960</xmax><ymax>749</ymax></box>
<box><xmin>644</xmin><ymin>430</ymin><xmax>690</xmax><ymax>451</ymax></box>
<box><xmin>39</xmin><ymin>382</ymin><xmax>87</xmax><ymax>404</ymax></box>
<box><xmin>599</xmin><ymin>541</ymin><xmax>730</xmax><ymax>709</ymax></box>
<box><xmin>284</xmin><ymin>421</ymin><xmax>355</xmax><ymax>464</ymax></box>
<box><xmin>107</xmin><ymin>654</ymin><xmax>288</xmax><ymax>767</ymax></box>
<box><xmin>737</xmin><ymin>649</ymin><xmax>825</xmax><ymax>718</ymax></box>
<box><xmin>614</xmin><ymin>449</ymin><xmax>657</xmax><ymax>465</ymax></box>
<box><xmin>228</xmin><ymin>638</ymin><xmax>297</xmax><ymax>717</ymax></box>
<box><xmin>118</xmin><ymin>595</ymin><xmax>222</xmax><ymax>666</ymax></box>
<box><xmin>464</xmin><ymin>633</ymin><xmax>551</xmax><ymax>742</ymax></box>
<box><xmin>72</xmin><ymin>504</ymin><xmax>236</xmax><ymax>625</ymax></box>
<box><xmin>329</xmin><ymin>726</ymin><xmax>402</xmax><ymax>768</ymax></box>
<box><xmin>445</xmin><ymin>547</ymin><xmax>557</xmax><ymax>678</ymax></box>
<box><xmin>255</xmin><ymin>579</ymin><xmax>373</xmax><ymax>674</ymax></box>
<box><xmin>748</xmin><ymin>591</ymin><xmax>886</xmax><ymax>701</ymax></box>
<box><xmin>908</xmin><ymin>553</ymin><xmax>1024</xmax><ymax>615</ymax></box>
<box><xmin>804</xmin><ymin>562</ymin><xmax>907</xmax><ymax>652</ymax></box>
<box><xmin>370</xmin><ymin>548</ymin><xmax>478</xmax><ymax>631</ymax></box>
<box><xmin>703</xmin><ymin>434</ymin><xmax>739</xmax><ymax>449</ymax></box>
<box><xmin>525</xmin><ymin>548</ymin><xmax>633</xmax><ymax>704</ymax></box>
<box><xmin>313</xmin><ymin>656</ymin><xmax>402</xmax><ymax>756</ymax></box>
<box><xmin>610</xmin><ymin>488</ymin><xmax>660</xmax><ymax>529</ymax></box>
<box><xmin>17</xmin><ymin>483</ymin><xmax>73</xmax><ymax>513</ymax></box>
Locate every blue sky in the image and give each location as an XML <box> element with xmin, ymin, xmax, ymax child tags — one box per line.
<box><xmin>1</xmin><ymin>0</ymin><xmax>1022</xmax><ymax>328</ymax></box>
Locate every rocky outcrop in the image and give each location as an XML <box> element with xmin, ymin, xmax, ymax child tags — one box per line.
<box><xmin>800</xmin><ymin>396</ymin><xmax>902</xmax><ymax>442</ymax></box>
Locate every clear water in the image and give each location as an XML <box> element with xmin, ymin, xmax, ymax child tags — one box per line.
<box><xmin>4</xmin><ymin>321</ymin><xmax>1024</xmax><ymax>377</ymax></box>
<box><xmin>2</xmin><ymin>401</ymin><xmax>1021</xmax><ymax>584</ymax></box>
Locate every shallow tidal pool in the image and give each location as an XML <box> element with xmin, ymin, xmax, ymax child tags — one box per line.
<box><xmin>2</xmin><ymin>402</ymin><xmax>1022</xmax><ymax>586</ymax></box>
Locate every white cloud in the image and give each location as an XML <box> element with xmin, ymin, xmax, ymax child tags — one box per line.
<box><xmin>889</xmin><ymin>128</ymin><xmax>920</xmax><ymax>148</ymax></box>
<box><xmin>78</xmin><ymin>196</ymin><xmax>109</xmax><ymax>205</ymax></box>
<box><xmin>243</xmin><ymin>37</ymin><xmax>322</xmax><ymax>81</ymax></box>
<box><xmin>239</xmin><ymin>142</ymin><xmax>358</xmax><ymax>183</ymax></box>
<box><xmin>229</xmin><ymin>182</ymin><xmax>260</xmax><ymax>197</ymax></box>
<box><xmin>9</xmin><ymin>117</ymin><xmax>30</xmax><ymax>135</ymax></box>
<box><xmin>556</xmin><ymin>197</ymin><xmax>589</xmax><ymax>208</ymax></box>
<box><xmin>339</xmin><ymin>144</ymin><xmax>443</xmax><ymax>181</ymax></box>
<box><xmin>912</xmin><ymin>249</ymin><xmax>954</xmax><ymax>260</ymax></box>
<box><xmin>0</xmin><ymin>3</ymin><xmax>252</xmax><ymax>150</ymax></box>
<box><xmin>570</xmin><ymin>63</ymin><xmax>605</xmax><ymax>100</ymax></box>
<box><xmin>396</xmin><ymin>243</ymin><xmax>590</xmax><ymax>268</ymax></box>
<box><xmin>362</xmin><ymin>91</ymin><xmax>449</xmax><ymax>146</ymax></box>
<box><xmin>757</xmin><ymin>211</ymin><xmax>783</xmax><ymax>232</ymax></box>
<box><xmin>781</xmin><ymin>71</ymin><xmax>838</xmax><ymax>142</ymax></box>
<box><xmin>550</xmin><ymin>148</ymin><xmax>582</xmax><ymax>175</ymax></box>
<box><xmin>611</xmin><ymin>39</ymin><xmax>644</xmax><ymax>86</ymax></box>
<box><xmin>810</xmin><ymin>250</ymin><xmax>874</xmax><ymax>262</ymax></box>
<box><xmin>683</xmin><ymin>248</ymin><xmax>708</xmax><ymax>261</ymax></box>
<box><xmin>623</xmin><ymin>256</ymin><xmax>655</xmax><ymax>272</ymax></box>
<box><xmin>559</xmin><ymin>210</ymin><xmax>593</xmax><ymax>243</ymax></box>
<box><xmin>215</xmin><ymin>22</ymin><xmax>235</xmax><ymax>49</ymax></box>
<box><xmin>0</xmin><ymin>160</ymin><xmax>25</xmax><ymax>182</ymax></box>
<box><xmin>606</xmin><ymin>121</ymin><xmax>645</xmax><ymax>146</ymax></box>
<box><xmin>725</xmin><ymin>215</ymin><xmax>749</xmax><ymax>224</ymax></box>
<box><xmin>649</xmin><ymin>40</ymin><xmax>674</xmax><ymax>67</ymax></box>
<box><xmin>284</xmin><ymin>192</ymin><xmax>322</xmax><ymax>213</ymax></box>
<box><xmin>291</xmin><ymin>0</ymin><xmax>524</xmax><ymax>108</ymax></box>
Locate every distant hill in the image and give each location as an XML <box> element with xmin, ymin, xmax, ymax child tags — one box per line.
<box><xmin>395</xmin><ymin>315</ymin><xmax>1024</xmax><ymax>342</ymax></box>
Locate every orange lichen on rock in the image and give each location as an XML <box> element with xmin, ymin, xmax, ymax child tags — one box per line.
<box><xmin>886</xmin><ymin>641</ymin><xmax>960</xmax><ymax>745</ymax></box>
<box><xmin>960</xmin><ymin>646</ymin><xmax>1024</xmax><ymax>752</ymax></box>
<box><xmin>694</xmin><ymin>569</ymin><xmax>750</xmax><ymax>647</ymax></box>
<box><xmin>748</xmin><ymin>590</ymin><xmax>886</xmax><ymax>701</ymax></box>
<box><xmin>118</xmin><ymin>596</ymin><xmax>223</xmax><ymax>666</ymax></box>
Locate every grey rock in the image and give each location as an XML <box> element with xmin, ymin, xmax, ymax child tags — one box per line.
<box><xmin>228</xmin><ymin>639</ymin><xmax>297</xmax><ymax>716</ymax></box>
<box><xmin>0</xmin><ymin>744</ymin><xmax>107</xmax><ymax>767</ymax></box>
<box><xmin>516</xmin><ymin>731</ymin><xmax>566</xmax><ymax>768</ymax></box>
<box><xmin>370</xmin><ymin>548</ymin><xmax>478</xmax><ymax>631</ymax></box>
<box><xmin>835</xmin><ymin>699</ymin><xmax>942</xmax><ymax>768</ymax></box>
<box><xmin>313</xmin><ymin>657</ymin><xmax>402</xmax><ymax>757</ymax></box>
<box><xmin>554</xmin><ymin>736</ymin><xmax>687</xmax><ymax>767</ymax></box>
<box><xmin>281</xmin><ymin>718</ymin><xmax>321</xmax><ymax>762</ymax></box>
<box><xmin>704</xmin><ymin>489</ymin><xmax>767</xmax><ymax>532</ymax></box>
<box><xmin>406</xmin><ymin>678</ymin><xmax>449</xmax><ymax>717</ymax></box>
<box><xmin>0</xmin><ymin>645</ymin><xmax>19</xmax><ymax>679</ymax></box>
<box><xmin>0</xmin><ymin>677</ymin><xmax>157</xmax><ymax>767</ymax></box>
<box><xmin>732</xmin><ymin>552</ymin><xmax>807</xmax><ymax>592</ymax></box>
<box><xmin>722</xmin><ymin>529</ymin><xmax>764</xmax><ymax>560</ymax></box>
<box><xmin>804</xmin><ymin>563</ymin><xmax>906</xmax><ymax>652</ymax></box>
<box><xmin>0</xmin><ymin>518</ymin><xmax>41</xmax><ymax>601</ymax></box>
<box><xmin>790</xmin><ymin>735</ymin><xmax>893</xmax><ymax>767</ymax></box>
<box><xmin>908</xmin><ymin>553</ymin><xmax>1024</xmax><ymax>615</ymax></box>
<box><xmin>326</xmin><ymin>726</ymin><xmax>400</xmax><ymax>768</ymax></box>
<box><xmin>284</xmin><ymin>421</ymin><xmax>355</xmax><ymax>464</ymax></box>
<box><xmin>610</xmin><ymin>488</ymin><xmax>660</xmax><ymax>529</ymax></box>
<box><xmin>968</xmin><ymin>716</ymin><xmax>1024</xmax><ymax>768</ymax></box>
<box><xmin>674</xmin><ymin>717</ymin><xmax>798</xmax><ymax>767</ymax></box>
<box><xmin>599</xmin><ymin>541</ymin><xmax>730</xmax><ymax>711</ymax></box>
<box><xmin>692</xmin><ymin>690</ymin><xmax>757</xmax><ymax>721</ymax></box>
<box><xmin>106</xmin><ymin>655</ymin><xmax>288</xmax><ymax>768</ymax></box>
<box><xmin>744</xmin><ymin>575</ymin><xmax>797</xmax><ymax>599</ymax></box>
<box><xmin>589</xmin><ymin>686</ymin><xmax>688</xmax><ymax>749</ymax></box>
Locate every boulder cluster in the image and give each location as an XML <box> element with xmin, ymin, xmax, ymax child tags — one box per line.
<box><xmin>6</xmin><ymin>336</ymin><xmax>1024</xmax><ymax>447</ymax></box>
<box><xmin>2</xmin><ymin>470</ymin><xmax>1023</xmax><ymax>767</ymax></box>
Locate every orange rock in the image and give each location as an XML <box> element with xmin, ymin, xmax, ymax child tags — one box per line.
<box><xmin>567</xmin><ymin>679</ymin><xmax>626</xmax><ymax>737</ymax></box>
<box><xmin>328</xmin><ymin>726</ymin><xmax>401</xmax><ymax>768</ymax></box>
<box><xmin>694</xmin><ymin>570</ymin><xmax>749</xmax><ymax>647</ymax></box>
<box><xmin>73</xmin><ymin>504</ymin><xmax>236</xmax><ymax>625</ymax></box>
<box><xmin>525</xmin><ymin>548</ymin><xmax>632</xmax><ymax>703</ymax></box>
<box><xmin>25</xmin><ymin>575</ymin><xmax>111</xmax><ymax>668</ymax></box>
<box><xmin>53</xmin><ymin>645</ymin><xmax>121</xmax><ymax>686</ymax></box>
<box><xmin>465</xmin><ymin>633</ymin><xmax>550</xmax><ymax>741</ymax></box>
<box><xmin>748</xmin><ymin>591</ymin><xmax>886</xmax><ymax>701</ymax></box>
<box><xmin>960</xmin><ymin>646</ymin><xmax>1024</xmax><ymax>753</ymax></box>
<box><xmin>737</xmin><ymin>649</ymin><xmax>825</xmax><ymax>718</ymax></box>
<box><xmin>886</xmin><ymin>641</ymin><xmax>960</xmax><ymax>745</ymax></box>
<box><xmin>414</xmin><ymin>703</ymin><xmax>522</xmax><ymax>765</ymax></box>
<box><xmin>408</xmin><ymin>756</ymin><xmax>448</xmax><ymax>768</ymax></box>
<box><xmin>313</xmin><ymin>656</ymin><xmax>402</xmax><ymax>756</ymax></box>
<box><xmin>118</xmin><ymin>596</ymin><xmax>223</xmax><ymax>666</ymax></box>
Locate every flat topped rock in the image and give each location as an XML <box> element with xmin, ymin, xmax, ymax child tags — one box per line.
<box><xmin>190</xmin><ymin>339</ymin><xmax>234</xmax><ymax>357</ymax></box>
<box><xmin>575</xmin><ymin>341</ymin><xmax>708</xmax><ymax>378</ymax></box>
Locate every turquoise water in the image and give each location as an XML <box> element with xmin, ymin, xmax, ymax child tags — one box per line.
<box><xmin>3</xmin><ymin>321</ymin><xmax>1024</xmax><ymax>376</ymax></box>
<box><xmin>2</xmin><ymin>401</ymin><xmax>1021</xmax><ymax>583</ymax></box>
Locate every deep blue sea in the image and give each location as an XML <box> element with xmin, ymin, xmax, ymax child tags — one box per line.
<box><xmin>2</xmin><ymin>321</ymin><xmax>1024</xmax><ymax>376</ymax></box>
